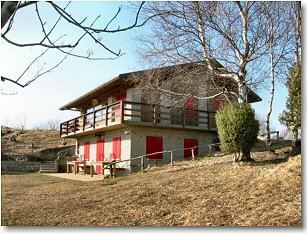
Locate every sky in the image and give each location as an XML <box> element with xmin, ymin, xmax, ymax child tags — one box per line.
<box><xmin>0</xmin><ymin>0</ymin><xmax>300</xmax><ymax>134</ymax></box>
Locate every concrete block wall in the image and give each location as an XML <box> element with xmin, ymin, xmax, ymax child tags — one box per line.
<box><xmin>130</xmin><ymin>126</ymin><xmax>217</xmax><ymax>172</ymax></box>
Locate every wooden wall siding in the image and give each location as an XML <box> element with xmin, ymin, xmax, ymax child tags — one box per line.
<box><xmin>60</xmin><ymin>101</ymin><xmax>217</xmax><ymax>137</ymax></box>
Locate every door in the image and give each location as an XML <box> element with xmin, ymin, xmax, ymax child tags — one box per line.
<box><xmin>96</xmin><ymin>139</ymin><xmax>104</xmax><ymax>174</ymax></box>
<box><xmin>146</xmin><ymin>136</ymin><xmax>163</xmax><ymax>160</ymax></box>
<box><xmin>84</xmin><ymin>141</ymin><xmax>90</xmax><ymax>161</ymax></box>
<box><xmin>184</xmin><ymin>139</ymin><xmax>198</xmax><ymax>159</ymax></box>
<box><xmin>112</xmin><ymin>137</ymin><xmax>121</xmax><ymax>160</ymax></box>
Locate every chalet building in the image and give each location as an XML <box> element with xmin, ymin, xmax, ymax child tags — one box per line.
<box><xmin>59</xmin><ymin>63</ymin><xmax>261</xmax><ymax>175</ymax></box>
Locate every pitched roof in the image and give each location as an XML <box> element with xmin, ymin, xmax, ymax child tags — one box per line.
<box><xmin>59</xmin><ymin>62</ymin><xmax>262</xmax><ymax>111</ymax></box>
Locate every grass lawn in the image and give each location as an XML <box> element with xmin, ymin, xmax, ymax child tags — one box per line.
<box><xmin>1</xmin><ymin>152</ymin><xmax>301</xmax><ymax>226</ymax></box>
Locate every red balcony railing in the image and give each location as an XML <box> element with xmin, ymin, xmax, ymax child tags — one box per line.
<box><xmin>60</xmin><ymin>101</ymin><xmax>216</xmax><ymax>137</ymax></box>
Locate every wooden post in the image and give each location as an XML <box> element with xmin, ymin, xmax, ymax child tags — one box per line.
<box><xmin>90</xmin><ymin>164</ymin><xmax>93</xmax><ymax>177</ymax></box>
<box><xmin>74</xmin><ymin>118</ymin><xmax>77</xmax><ymax>133</ymax></box>
<box><xmin>82</xmin><ymin>115</ymin><xmax>85</xmax><ymax>131</ymax></box>
<box><xmin>153</xmin><ymin>105</ymin><xmax>156</xmax><ymax>125</ymax></box>
<box><xmin>93</xmin><ymin>111</ymin><xmax>96</xmax><ymax>129</ymax></box>
<box><xmin>182</xmin><ymin>108</ymin><xmax>186</xmax><ymax>127</ymax></box>
<box><xmin>105</xmin><ymin>106</ymin><xmax>109</xmax><ymax>126</ymax></box>
<box><xmin>113</xmin><ymin>163</ymin><xmax>116</xmax><ymax>178</ymax></box>
<box><xmin>192</xmin><ymin>148</ymin><xmax>195</xmax><ymax>160</ymax></box>
<box><xmin>141</xmin><ymin>156</ymin><xmax>144</xmax><ymax>171</ymax></box>
<box><xmin>170</xmin><ymin>151</ymin><xmax>174</xmax><ymax>166</ymax></box>
<box><xmin>208</xmin><ymin>145</ymin><xmax>212</xmax><ymax>157</ymax></box>
<box><xmin>66</xmin><ymin>121</ymin><xmax>69</xmax><ymax>135</ymax></box>
<box><xmin>120</xmin><ymin>101</ymin><xmax>124</xmax><ymax>124</ymax></box>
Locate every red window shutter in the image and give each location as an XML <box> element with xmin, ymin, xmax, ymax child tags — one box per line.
<box><xmin>185</xmin><ymin>96</ymin><xmax>197</xmax><ymax>116</ymax></box>
<box><xmin>112</xmin><ymin>137</ymin><xmax>121</xmax><ymax>160</ymax></box>
<box><xmin>214</xmin><ymin>99</ymin><xmax>225</xmax><ymax>112</ymax></box>
<box><xmin>184</xmin><ymin>139</ymin><xmax>198</xmax><ymax>159</ymax></box>
<box><xmin>96</xmin><ymin>139</ymin><xmax>104</xmax><ymax>174</ymax></box>
<box><xmin>84</xmin><ymin>141</ymin><xmax>90</xmax><ymax>161</ymax></box>
<box><xmin>116</xmin><ymin>92</ymin><xmax>126</xmax><ymax>101</ymax></box>
<box><xmin>146</xmin><ymin>136</ymin><xmax>163</xmax><ymax>160</ymax></box>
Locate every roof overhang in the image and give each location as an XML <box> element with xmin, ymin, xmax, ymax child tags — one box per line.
<box><xmin>59</xmin><ymin>74</ymin><xmax>131</xmax><ymax>111</ymax></box>
<box><xmin>59</xmin><ymin>62</ymin><xmax>262</xmax><ymax>111</ymax></box>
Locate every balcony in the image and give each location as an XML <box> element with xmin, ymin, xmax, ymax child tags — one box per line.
<box><xmin>60</xmin><ymin>101</ymin><xmax>217</xmax><ymax>137</ymax></box>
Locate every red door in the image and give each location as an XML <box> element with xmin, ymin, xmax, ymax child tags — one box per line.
<box><xmin>112</xmin><ymin>137</ymin><xmax>121</xmax><ymax>160</ymax></box>
<box><xmin>96</xmin><ymin>139</ymin><xmax>104</xmax><ymax>174</ymax></box>
<box><xmin>184</xmin><ymin>139</ymin><xmax>198</xmax><ymax>159</ymax></box>
<box><xmin>84</xmin><ymin>141</ymin><xmax>90</xmax><ymax>161</ymax></box>
<box><xmin>146</xmin><ymin>136</ymin><xmax>163</xmax><ymax>160</ymax></box>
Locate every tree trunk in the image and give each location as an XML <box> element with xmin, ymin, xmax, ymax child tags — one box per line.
<box><xmin>294</xmin><ymin>1</ymin><xmax>301</xmax><ymax>64</ymax></box>
<box><xmin>238</xmin><ymin>80</ymin><xmax>247</xmax><ymax>104</ymax></box>
<box><xmin>240</xmin><ymin>148</ymin><xmax>254</xmax><ymax>162</ymax></box>
<box><xmin>1</xmin><ymin>1</ymin><xmax>18</xmax><ymax>28</ymax></box>
<box><xmin>292</xmin><ymin>128</ymin><xmax>299</xmax><ymax>148</ymax></box>
<box><xmin>266</xmin><ymin>38</ymin><xmax>275</xmax><ymax>152</ymax></box>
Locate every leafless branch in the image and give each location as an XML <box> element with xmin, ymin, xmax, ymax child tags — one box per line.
<box><xmin>1</xmin><ymin>1</ymin><xmax>154</xmax><ymax>89</ymax></box>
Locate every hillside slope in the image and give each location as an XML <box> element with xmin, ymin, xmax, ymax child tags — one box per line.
<box><xmin>1</xmin><ymin>151</ymin><xmax>301</xmax><ymax>226</ymax></box>
<box><xmin>1</xmin><ymin>126</ymin><xmax>75</xmax><ymax>159</ymax></box>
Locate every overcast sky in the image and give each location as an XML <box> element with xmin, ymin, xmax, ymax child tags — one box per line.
<box><xmin>0</xmin><ymin>1</ymin><xmax>299</xmax><ymax>133</ymax></box>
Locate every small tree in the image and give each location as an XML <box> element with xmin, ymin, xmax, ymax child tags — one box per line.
<box><xmin>279</xmin><ymin>62</ymin><xmax>301</xmax><ymax>148</ymax></box>
<box><xmin>216</xmin><ymin>103</ymin><xmax>260</xmax><ymax>162</ymax></box>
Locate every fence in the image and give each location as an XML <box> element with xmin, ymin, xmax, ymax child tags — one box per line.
<box><xmin>109</xmin><ymin>142</ymin><xmax>222</xmax><ymax>172</ymax></box>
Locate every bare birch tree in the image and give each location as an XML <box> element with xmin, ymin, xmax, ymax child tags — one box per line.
<box><xmin>259</xmin><ymin>2</ymin><xmax>296</xmax><ymax>151</ymax></box>
<box><xmin>134</xmin><ymin>1</ymin><xmax>272</xmax><ymax>104</ymax></box>
<box><xmin>132</xmin><ymin>1</ymin><xmax>296</xmax><ymax>161</ymax></box>
<box><xmin>1</xmin><ymin>1</ymin><xmax>154</xmax><ymax>89</ymax></box>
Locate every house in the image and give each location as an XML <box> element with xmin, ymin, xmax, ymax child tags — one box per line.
<box><xmin>59</xmin><ymin>63</ymin><xmax>261</xmax><ymax>175</ymax></box>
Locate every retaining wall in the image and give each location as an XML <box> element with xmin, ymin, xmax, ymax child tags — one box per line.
<box><xmin>1</xmin><ymin>161</ymin><xmax>41</xmax><ymax>173</ymax></box>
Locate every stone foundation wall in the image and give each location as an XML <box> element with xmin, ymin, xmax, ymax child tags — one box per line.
<box><xmin>1</xmin><ymin>161</ymin><xmax>41</xmax><ymax>173</ymax></box>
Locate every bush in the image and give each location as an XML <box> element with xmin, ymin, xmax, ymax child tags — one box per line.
<box><xmin>216</xmin><ymin>103</ymin><xmax>259</xmax><ymax>161</ymax></box>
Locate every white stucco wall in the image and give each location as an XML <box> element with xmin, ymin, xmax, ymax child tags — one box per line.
<box><xmin>77</xmin><ymin>128</ymin><xmax>131</xmax><ymax>173</ymax></box>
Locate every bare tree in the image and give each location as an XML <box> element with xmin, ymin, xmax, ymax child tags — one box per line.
<box><xmin>37</xmin><ymin>119</ymin><xmax>60</xmax><ymax>130</ymax></box>
<box><xmin>259</xmin><ymin>2</ymin><xmax>296</xmax><ymax>151</ymax></box>
<box><xmin>135</xmin><ymin>1</ymin><xmax>273</xmax><ymax>105</ymax></box>
<box><xmin>132</xmin><ymin>1</ymin><xmax>297</xmax><ymax>161</ymax></box>
<box><xmin>131</xmin><ymin>62</ymin><xmax>240</xmax><ymax>109</ymax></box>
<box><xmin>1</xmin><ymin>1</ymin><xmax>155</xmax><ymax>89</ymax></box>
<box><xmin>17</xmin><ymin>114</ymin><xmax>28</xmax><ymax>131</ymax></box>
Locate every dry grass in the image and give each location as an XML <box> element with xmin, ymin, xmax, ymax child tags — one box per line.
<box><xmin>1</xmin><ymin>126</ymin><xmax>75</xmax><ymax>157</ymax></box>
<box><xmin>1</xmin><ymin>151</ymin><xmax>301</xmax><ymax>226</ymax></box>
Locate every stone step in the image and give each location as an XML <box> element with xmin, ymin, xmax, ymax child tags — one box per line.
<box><xmin>40</xmin><ymin>160</ymin><xmax>58</xmax><ymax>173</ymax></box>
<box><xmin>39</xmin><ymin>169</ymin><xmax>58</xmax><ymax>173</ymax></box>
